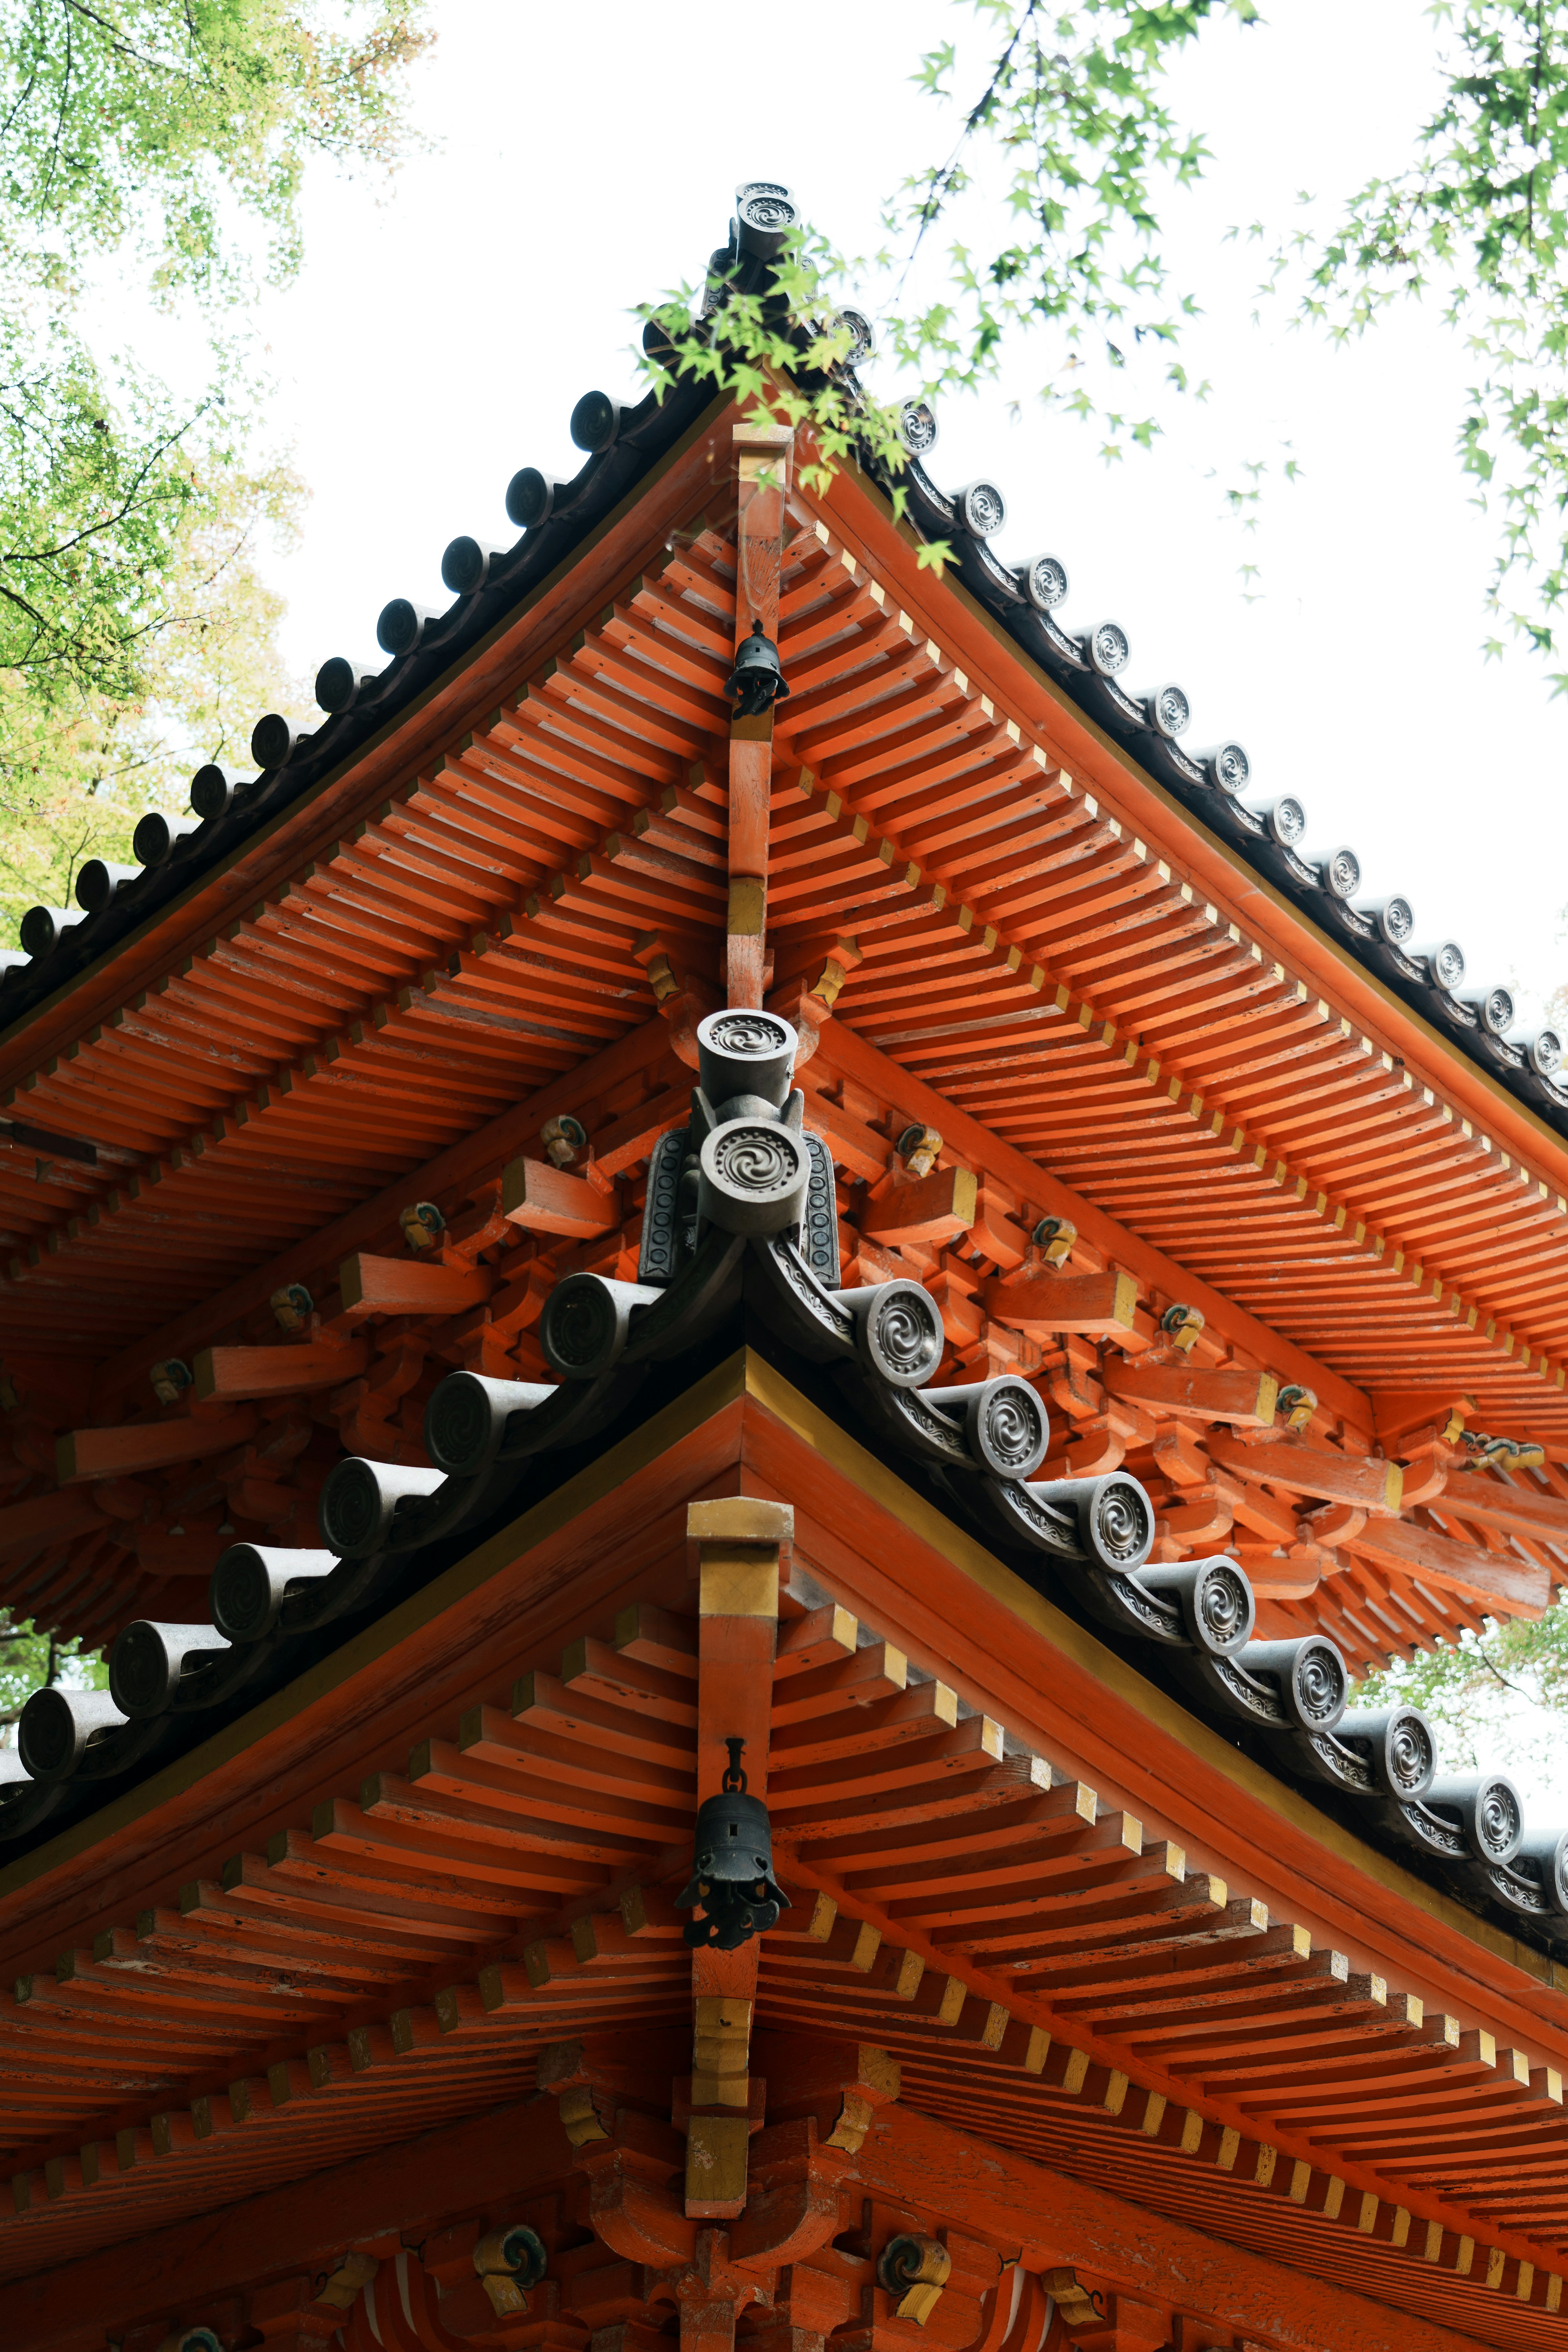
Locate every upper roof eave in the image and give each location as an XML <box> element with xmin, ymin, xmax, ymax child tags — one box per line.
<box><xmin>805</xmin><ymin>452</ymin><xmax>1568</xmax><ymax>1203</ymax></box>
<box><xmin>0</xmin><ymin>385</ymin><xmax>738</xmax><ymax>1094</ymax></box>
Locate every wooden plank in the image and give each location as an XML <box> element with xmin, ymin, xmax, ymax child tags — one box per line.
<box><xmin>855</xmin><ymin>2103</ymin><xmax>1491</xmax><ymax>2352</ymax></box>
<box><xmin>501</xmin><ymin>1154</ymin><xmax>619</xmax><ymax>1238</ymax></box>
<box><xmin>192</xmin><ymin>1341</ymin><xmax>368</xmax><ymax>1400</ymax></box>
<box><xmin>0</xmin><ymin>410</ymin><xmax>730</xmax><ymax>1131</ymax></box>
<box><xmin>984</xmin><ymin>1268</ymin><xmax>1138</xmax><ymax>1339</ymax></box>
<box><xmin>337</xmin><ymin>1253</ymin><xmax>491</xmax><ymax>1319</ymax></box>
<box><xmin>1436</xmin><ymin>1474</ymin><xmax>1568</xmax><ymax>1548</ymax></box>
<box><xmin>90</xmin><ymin>1013</ymin><xmax>679</xmax><ymax>1414</ymax></box>
<box><xmin>808</xmin><ymin>1020</ymin><xmax>1373</xmax><ymax>1421</ymax></box>
<box><xmin>808</xmin><ymin>456</ymin><xmax>1568</xmax><ymax>1224</ymax></box>
<box><xmin>4</xmin><ymin>2094</ymin><xmax>575</xmax><ymax>2350</ymax></box>
<box><xmin>862</xmin><ymin>1166</ymin><xmax>978</xmax><ymax>1247</ymax></box>
<box><xmin>0</xmin><ymin>1488</ymin><xmax>111</xmax><ymax>1555</ymax></box>
<box><xmin>56</xmin><ymin>1410</ymin><xmax>257</xmax><ymax>1484</ymax></box>
<box><xmin>1346</xmin><ymin>1517</ymin><xmax>1551</xmax><ymax>1616</ymax></box>
<box><xmin>1207</xmin><ymin>1435</ymin><xmax>1403</xmax><ymax>1515</ymax></box>
<box><xmin>1102</xmin><ymin>1360</ymin><xmax>1278</xmax><ymax>1428</ymax></box>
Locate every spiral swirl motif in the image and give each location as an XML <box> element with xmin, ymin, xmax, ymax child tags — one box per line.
<box><xmin>1382</xmin><ymin>895</ymin><xmax>1415</xmax><ymax>945</ymax></box>
<box><xmin>1431</xmin><ymin>939</ymin><xmax>1466</xmax><ymax>990</ymax></box>
<box><xmin>899</xmin><ymin>400</ymin><xmax>938</xmax><ymax>454</ymax></box>
<box><xmin>17</xmin><ymin>1687</ymin><xmax>75</xmax><ymax>1779</ymax></box>
<box><xmin>878</xmin><ymin>2236</ymin><xmax>950</xmax><ymax>2294</ymax></box>
<box><xmin>739</xmin><ymin>187</ymin><xmax>794</xmax><ymax>231</ymax></box>
<box><xmin>707</xmin><ymin>1011</ymin><xmax>791</xmax><ymax>1060</ymax></box>
<box><xmin>541</xmin><ymin>1275</ymin><xmax>619</xmax><ymax>1374</ymax></box>
<box><xmin>1292</xmin><ymin>1640</ymin><xmax>1347</xmax><ymax>1727</ymax></box>
<box><xmin>1325</xmin><ymin>846</ymin><xmax>1361</xmax><ymax>900</ymax></box>
<box><xmin>110</xmin><ymin>1623</ymin><xmax>168</xmax><ymax>1717</ymax></box>
<box><xmin>318</xmin><ymin>1457</ymin><xmax>385</xmax><ymax>1557</ymax></box>
<box><xmin>711</xmin><ymin>1125</ymin><xmax>797</xmax><ymax>1197</ymax></box>
<box><xmin>1271</xmin><ymin>795</ymin><xmax>1307</xmax><ymax>846</ymax></box>
<box><xmin>1091</xmin><ymin>621</ymin><xmax>1129</xmax><ymax>675</ymax></box>
<box><xmin>1387</xmin><ymin>1708</ymin><xmax>1436</xmax><ymax>1795</ymax></box>
<box><xmin>837</xmin><ymin>308</ymin><xmax>874</xmax><ymax>366</ymax></box>
<box><xmin>1088</xmin><ymin>1477</ymin><xmax>1153</xmax><ymax>1568</ymax></box>
<box><xmin>490</xmin><ymin>2225</ymin><xmax>549</xmax><ymax>2288</ymax></box>
<box><xmin>978</xmin><ymin>1381</ymin><xmax>1047</xmax><ymax>1477</ymax></box>
<box><xmin>1550</xmin><ymin>1835</ymin><xmax>1568</xmax><ymax>1909</ymax></box>
<box><xmin>1483</xmin><ymin>987</ymin><xmax>1515</xmax><ymax>1035</ymax></box>
<box><xmin>1027</xmin><ymin>554</ymin><xmax>1069</xmax><ymax>610</ymax></box>
<box><xmin>1210</xmin><ymin>741</ymin><xmax>1249</xmax><ymax>794</ymax></box>
<box><xmin>212</xmin><ymin>1546</ymin><xmax>271</xmax><ymax>1644</ymax></box>
<box><xmin>1194</xmin><ymin>1561</ymin><xmax>1252</xmax><ymax>1654</ymax></box>
<box><xmin>960</xmin><ymin>481</ymin><xmax>1007</xmax><ymax>537</ymax></box>
<box><xmin>1531</xmin><ymin>1028</ymin><xmax>1564</xmax><ymax>1078</ymax></box>
<box><xmin>1477</xmin><ymin>1777</ymin><xmax>1522</xmax><ymax>1858</ymax></box>
<box><xmin>864</xmin><ymin>1283</ymin><xmax>943</xmax><ymax>1388</ymax></box>
<box><xmin>426</xmin><ymin>1371</ymin><xmax>491</xmax><ymax>1475</ymax></box>
<box><xmin>1153</xmin><ymin>684</ymin><xmax>1190</xmax><ymax>737</ymax></box>
<box><xmin>507</xmin><ymin>467</ymin><xmax>552</xmax><ymax>530</ymax></box>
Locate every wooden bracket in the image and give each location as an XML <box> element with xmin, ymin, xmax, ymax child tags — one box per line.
<box><xmin>685</xmin><ymin>1496</ymin><xmax>791</xmax><ymax>2214</ymax></box>
<box><xmin>728</xmin><ymin>424</ymin><xmax>792</xmax><ymax>1012</ymax></box>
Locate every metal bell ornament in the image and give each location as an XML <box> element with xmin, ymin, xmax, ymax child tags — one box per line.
<box><xmin>724</xmin><ymin>618</ymin><xmax>791</xmax><ymax>719</ymax></box>
<box><xmin>677</xmin><ymin>1739</ymin><xmax>790</xmax><ymax>1951</ymax></box>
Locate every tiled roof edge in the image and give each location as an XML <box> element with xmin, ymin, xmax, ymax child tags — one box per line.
<box><xmin>0</xmin><ymin>348</ymin><xmax>733</xmax><ymax>1042</ymax></box>
<box><xmin>858</xmin><ymin>426</ymin><xmax>1568</xmax><ymax>1143</ymax></box>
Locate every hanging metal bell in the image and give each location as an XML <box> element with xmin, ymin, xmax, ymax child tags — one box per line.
<box><xmin>724</xmin><ymin>617</ymin><xmax>791</xmax><ymax>719</ymax></box>
<box><xmin>677</xmin><ymin>1742</ymin><xmax>791</xmax><ymax>1950</ymax></box>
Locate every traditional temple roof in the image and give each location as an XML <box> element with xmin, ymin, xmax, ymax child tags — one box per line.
<box><xmin>0</xmin><ymin>191</ymin><xmax>1566</xmax><ymax>1991</ymax></box>
<box><xmin>5</xmin><ymin>243</ymin><xmax>1564</xmax><ymax>1143</ymax></box>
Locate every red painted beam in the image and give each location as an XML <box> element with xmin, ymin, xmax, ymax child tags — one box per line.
<box><xmin>56</xmin><ymin>1409</ymin><xmax>256</xmax><ymax>1483</ymax></box>
<box><xmin>856</xmin><ymin>2103</ymin><xmax>1497</xmax><ymax>2352</ymax></box>
<box><xmin>810</xmin><ymin>1019</ymin><xmax>1373</xmax><ymax>1437</ymax></box>
<box><xmin>6</xmin><ymin>2095</ymin><xmax>575</xmax><ymax>2352</ymax></box>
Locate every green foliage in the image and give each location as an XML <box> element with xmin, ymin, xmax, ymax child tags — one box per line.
<box><xmin>0</xmin><ymin>420</ymin><xmax>306</xmax><ymax>940</ymax></box>
<box><xmin>885</xmin><ymin>0</ymin><xmax>1258</xmax><ymax>455</ymax></box>
<box><xmin>644</xmin><ymin>1</ymin><xmax>1568</xmax><ymax>682</ymax></box>
<box><xmin>0</xmin><ymin>0</ymin><xmax>426</xmax><ymax>947</ymax></box>
<box><xmin>1269</xmin><ymin>2</ymin><xmax>1568</xmax><ymax>685</ymax></box>
<box><xmin>0</xmin><ymin>0</ymin><xmax>432</xmax><ymax>300</ymax></box>
<box><xmin>0</xmin><ymin>1615</ymin><xmax>107</xmax><ymax>1735</ymax></box>
<box><xmin>1356</xmin><ymin>1598</ymin><xmax>1568</xmax><ymax>1778</ymax></box>
<box><xmin>5</xmin><ymin>312</ymin><xmax>238</xmax><ymax>701</ymax></box>
<box><xmin>640</xmin><ymin>4</ymin><xmax>1256</xmax><ymax>495</ymax></box>
<box><xmin>643</xmin><ymin>243</ymin><xmax>929</xmax><ymax>540</ymax></box>
<box><xmin>0</xmin><ymin>300</ymin><xmax>308</xmax><ymax>938</ymax></box>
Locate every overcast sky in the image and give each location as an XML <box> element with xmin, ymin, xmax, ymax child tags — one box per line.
<box><xmin>212</xmin><ymin>0</ymin><xmax>1568</xmax><ymax>1025</ymax></box>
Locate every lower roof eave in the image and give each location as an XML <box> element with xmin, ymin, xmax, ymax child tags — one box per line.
<box><xmin>1</xmin><ymin>1341</ymin><xmax>1561</xmax><ymax>2051</ymax></box>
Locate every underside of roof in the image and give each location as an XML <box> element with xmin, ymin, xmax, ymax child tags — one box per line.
<box><xmin>2</xmin><ymin>1370</ymin><xmax>1565</xmax><ymax>2351</ymax></box>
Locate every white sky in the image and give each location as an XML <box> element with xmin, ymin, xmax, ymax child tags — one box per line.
<box><xmin>213</xmin><ymin>0</ymin><xmax>1568</xmax><ymax>1018</ymax></box>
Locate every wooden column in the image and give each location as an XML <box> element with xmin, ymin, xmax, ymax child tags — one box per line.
<box><xmin>684</xmin><ymin>1494</ymin><xmax>791</xmax><ymax>2218</ymax></box>
<box><xmin>727</xmin><ymin>423</ymin><xmax>793</xmax><ymax>1010</ymax></box>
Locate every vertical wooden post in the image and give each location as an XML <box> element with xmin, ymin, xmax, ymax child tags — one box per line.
<box><xmin>685</xmin><ymin>1494</ymin><xmax>791</xmax><ymax>2217</ymax></box>
<box><xmin>728</xmin><ymin>423</ymin><xmax>793</xmax><ymax>1010</ymax></box>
